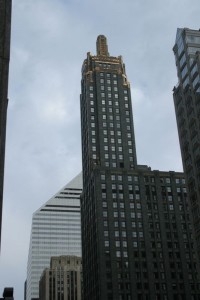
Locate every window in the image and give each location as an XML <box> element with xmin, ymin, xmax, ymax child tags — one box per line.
<box><xmin>105</xmin><ymin>241</ymin><xmax>109</xmax><ymax>247</ymax></box>
<box><xmin>89</xmin><ymin>86</ymin><xmax>93</xmax><ymax>91</ymax></box>
<box><xmin>132</xmin><ymin>232</ymin><xmax>137</xmax><ymax>238</ymax></box>
<box><xmin>122</xmin><ymin>231</ymin><xmax>127</xmax><ymax>237</ymax></box>
<box><xmin>131</xmin><ymin>212</ymin><xmax>135</xmax><ymax>218</ymax></box>
<box><xmin>116</xmin><ymin>251</ymin><xmax>121</xmax><ymax>257</ymax></box>
<box><xmin>114</xmin><ymin>221</ymin><xmax>119</xmax><ymax>227</ymax></box>
<box><xmin>90</xmin><ymin>93</ymin><xmax>93</xmax><ymax>98</ymax></box>
<box><xmin>115</xmin><ymin>94</ymin><xmax>119</xmax><ymax>98</ymax></box>
<box><xmin>92</xmin><ymin>130</ymin><xmax>95</xmax><ymax>135</ymax></box>
<box><xmin>116</xmin><ymin>241</ymin><xmax>120</xmax><ymax>247</ymax></box>
<box><xmin>167</xmin><ymin>187</ymin><xmax>171</xmax><ymax>193</ymax></box>
<box><xmin>103</xmin><ymin>211</ymin><xmax>108</xmax><ymax>217</ymax></box>
<box><xmin>133</xmin><ymin>241</ymin><xmax>138</xmax><ymax>248</ymax></box>
<box><xmin>132</xmin><ymin>222</ymin><xmax>136</xmax><ymax>228</ymax></box>
<box><xmin>104</xmin><ymin>231</ymin><xmax>108</xmax><ymax>236</ymax></box>
<box><xmin>123</xmin><ymin>251</ymin><xmax>128</xmax><ymax>257</ymax></box>
<box><xmin>101</xmin><ymin>174</ymin><xmax>105</xmax><ymax>180</ymax></box>
<box><xmin>123</xmin><ymin>241</ymin><xmax>127</xmax><ymax>247</ymax></box>
<box><xmin>114</xmin><ymin>80</ymin><xmax>117</xmax><ymax>84</ymax></box>
<box><xmin>139</xmin><ymin>232</ymin><xmax>143</xmax><ymax>238</ymax></box>
<box><xmin>120</xmin><ymin>203</ymin><xmax>124</xmax><ymax>208</ymax></box>
<box><xmin>101</xmin><ymin>92</ymin><xmax>105</xmax><ymax>97</ymax></box>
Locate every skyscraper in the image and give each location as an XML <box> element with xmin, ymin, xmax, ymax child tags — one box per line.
<box><xmin>39</xmin><ymin>255</ymin><xmax>82</xmax><ymax>300</ymax></box>
<box><xmin>173</xmin><ymin>28</ymin><xmax>200</xmax><ymax>258</ymax></box>
<box><xmin>80</xmin><ymin>35</ymin><xmax>200</xmax><ymax>299</ymax></box>
<box><xmin>26</xmin><ymin>173</ymin><xmax>82</xmax><ymax>300</ymax></box>
<box><xmin>0</xmin><ymin>0</ymin><xmax>12</xmax><ymax>249</ymax></box>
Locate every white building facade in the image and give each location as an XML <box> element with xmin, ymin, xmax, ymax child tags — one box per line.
<box><xmin>26</xmin><ymin>173</ymin><xmax>82</xmax><ymax>300</ymax></box>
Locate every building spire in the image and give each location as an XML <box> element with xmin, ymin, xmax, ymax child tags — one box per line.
<box><xmin>96</xmin><ymin>35</ymin><xmax>109</xmax><ymax>56</ymax></box>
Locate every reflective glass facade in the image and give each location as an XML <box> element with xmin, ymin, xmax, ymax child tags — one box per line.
<box><xmin>26</xmin><ymin>173</ymin><xmax>82</xmax><ymax>300</ymax></box>
<box><xmin>173</xmin><ymin>28</ymin><xmax>200</xmax><ymax>258</ymax></box>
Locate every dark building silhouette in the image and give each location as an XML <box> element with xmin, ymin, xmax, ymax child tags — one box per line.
<box><xmin>0</xmin><ymin>287</ymin><xmax>14</xmax><ymax>300</ymax></box>
<box><xmin>80</xmin><ymin>35</ymin><xmax>200</xmax><ymax>299</ymax></box>
<box><xmin>0</xmin><ymin>0</ymin><xmax>12</xmax><ymax>249</ymax></box>
<box><xmin>173</xmin><ymin>28</ymin><xmax>200</xmax><ymax>259</ymax></box>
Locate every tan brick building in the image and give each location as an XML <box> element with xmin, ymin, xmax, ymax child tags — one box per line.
<box><xmin>39</xmin><ymin>256</ymin><xmax>82</xmax><ymax>300</ymax></box>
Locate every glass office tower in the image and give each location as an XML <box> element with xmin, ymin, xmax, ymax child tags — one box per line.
<box><xmin>26</xmin><ymin>173</ymin><xmax>82</xmax><ymax>300</ymax></box>
<box><xmin>173</xmin><ymin>28</ymin><xmax>200</xmax><ymax>258</ymax></box>
<box><xmin>80</xmin><ymin>35</ymin><xmax>200</xmax><ymax>300</ymax></box>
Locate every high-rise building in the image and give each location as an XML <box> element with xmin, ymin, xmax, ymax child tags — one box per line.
<box><xmin>0</xmin><ymin>287</ymin><xmax>14</xmax><ymax>300</ymax></box>
<box><xmin>39</xmin><ymin>255</ymin><xmax>82</xmax><ymax>300</ymax></box>
<box><xmin>173</xmin><ymin>28</ymin><xmax>200</xmax><ymax>258</ymax></box>
<box><xmin>0</xmin><ymin>0</ymin><xmax>12</xmax><ymax>249</ymax></box>
<box><xmin>80</xmin><ymin>35</ymin><xmax>200</xmax><ymax>299</ymax></box>
<box><xmin>26</xmin><ymin>173</ymin><xmax>82</xmax><ymax>300</ymax></box>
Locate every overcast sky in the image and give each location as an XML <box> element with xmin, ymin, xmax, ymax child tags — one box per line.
<box><xmin>0</xmin><ymin>0</ymin><xmax>200</xmax><ymax>298</ymax></box>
